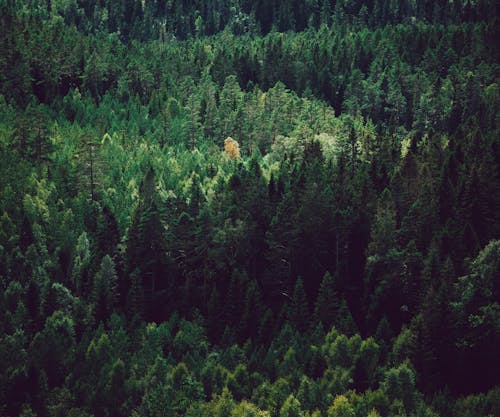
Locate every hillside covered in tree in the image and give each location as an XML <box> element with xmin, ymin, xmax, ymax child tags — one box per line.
<box><xmin>0</xmin><ymin>0</ymin><xmax>499</xmax><ymax>416</ymax></box>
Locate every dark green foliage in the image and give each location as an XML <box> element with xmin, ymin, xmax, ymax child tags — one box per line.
<box><xmin>0</xmin><ymin>2</ymin><xmax>498</xmax><ymax>416</ymax></box>
<box><xmin>92</xmin><ymin>255</ymin><xmax>118</xmax><ymax>323</ymax></box>
<box><xmin>314</xmin><ymin>271</ymin><xmax>340</xmax><ymax>330</ymax></box>
<box><xmin>450</xmin><ymin>240</ymin><xmax>500</xmax><ymax>392</ymax></box>
<box><xmin>287</xmin><ymin>278</ymin><xmax>309</xmax><ymax>332</ymax></box>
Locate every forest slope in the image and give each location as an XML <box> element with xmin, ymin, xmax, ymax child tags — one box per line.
<box><xmin>0</xmin><ymin>1</ymin><xmax>499</xmax><ymax>416</ymax></box>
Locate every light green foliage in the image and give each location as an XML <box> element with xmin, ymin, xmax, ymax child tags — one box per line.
<box><xmin>209</xmin><ymin>363</ymin><xmax>230</xmax><ymax>396</ymax></box>
<box><xmin>279</xmin><ymin>394</ymin><xmax>304</xmax><ymax>417</ymax></box>
<box><xmin>173</xmin><ymin>319</ymin><xmax>208</xmax><ymax>361</ymax></box>
<box><xmin>143</xmin><ymin>321</ymin><xmax>172</xmax><ymax>360</ymax></box>
<box><xmin>105</xmin><ymin>358</ymin><xmax>127</xmax><ymax>409</ymax></box>
<box><xmin>252</xmin><ymin>381</ymin><xmax>278</xmax><ymax>416</ymax></box>
<box><xmin>297</xmin><ymin>376</ymin><xmax>320</xmax><ymax>412</ymax></box>
<box><xmin>327</xmin><ymin>395</ymin><xmax>355</xmax><ymax>417</ymax></box>
<box><xmin>72</xmin><ymin>232</ymin><xmax>90</xmax><ymax>294</ymax></box>
<box><xmin>390</xmin><ymin>327</ymin><xmax>416</xmax><ymax>365</ymax></box>
<box><xmin>323</xmin><ymin>333</ymin><xmax>358</xmax><ymax>369</ymax></box>
<box><xmin>0</xmin><ymin>3</ymin><xmax>497</xmax><ymax>416</ymax></box>
<box><xmin>86</xmin><ymin>332</ymin><xmax>112</xmax><ymax>372</ymax></box>
<box><xmin>171</xmin><ymin>362</ymin><xmax>189</xmax><ymax>389</ymax></box>
<box><xmin>50</xmin><ymin>282</ymin><xmax>76</xmax><ymax>314</ymax></box>
<box><xmin>22</xmin><ymin>175</ymin><xmax>53</xmax><ymax>225</ymax></box>
<box><xmin>231</xmin><ymin>401</ymin><xmax>271</xmax><ymax>417</ymax></box>
<box><xmin>139</xmin><ymin>358</ymin><xmax>171</xmax><ymax>416</ymax></box>
<box><xmin>227</xmin><ymin>364</ymin><xmax>250</xmax><ymax>400</ymax></box>
<box><xmin>321</xmin><ymin>367</ymin><xmax>353</xmax><ymax>397</ymax></box>
<box><xmin>213</xmin><ymin>388</ymin><xmax>236</xmax><ymax>417</ymax></box>
<box><xmin>382</xmin><ymin>362</ymin><xmax>416</xmax><ymax>413</ymax></box>
<box><xmin>169</xmin><ymin>361</ymin><xmax>204</xmax><ymax>413</ymax></box>
<box><xmin>453</xmin><ymin>387</ymin><xmax>500</xmax><ymax>417</ymax></box>
<box><xmin>358</xmin><ymin>337</ymin><xmax>381</xmax><ymax>387</ymax></box>
<box><xmin>278</xmin><ymin>347</ymin><xmax>299</xmax><ymax>382</ymax></box>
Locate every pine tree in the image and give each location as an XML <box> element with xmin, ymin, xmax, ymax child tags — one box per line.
<box><xmin>92</xmin><ymin>255</ymin><xmax>118</xmax><ymax>323</ymax></box>
<box><xmin>105</xmin><ymin>359</ymin><xmax>127</xmax><ymax>414</ymax></box>
<box><xmin>279</xmin><ymin>394</ymin><xmax>302</xmax><ymax>417</ymax></box>
<box><xmin>207</xmin><ymin>285</ymin><xmax>222</xmax><ymax>341</ymax></box>
<box><xmin>288</xmin><ymin>278</ymin><xmax>309</xmax><ymax>333</ymax></box>
<box><xmin>96</xmin><ymin>206</ymin><xmax>119</xmax><ymax>262</ymax></box>
<box><xmin>314</xmin><ymin>271</ymin><xmax>340</xmax><ymax>330</ymax></box>
<box><xmin>241</xmin><ymin>280</ymin><xmax>265</xmax><ymax>341</ymax></box>
<box><xmin>328</xmin><ymin>395</ymin><xmax>355</xmax><ymax>417</ymax></box>
<box><xmin>336</xmin><ymin>299</ymin><xmax>358</xmax><ymax>337</ymax></box>
<box><xmin>126</xmin><ymin>169</ymin><xmax>173</xmax><ymax>321</ymax></box>
<box><xmin>126</xmin><ymin>268</ymin><xmax>144</xmax><ymax>323</ymax></box>
<box><xmin>71</xmin><ymin>232</ymin><xmax>90</xmax><ymax>296</ymax></box>
<box><xmin>75</xmin><ymin>133</ymin><xmax>104</xmax><ymax>202</ymax></box>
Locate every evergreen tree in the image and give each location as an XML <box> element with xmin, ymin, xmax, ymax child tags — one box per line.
<box><xmin>92</xmin><ymin>255</ymin><xmax>118</xmax><ymax>323</ymax></box>
<box><xmin>314</xmin><ymin>271</ymin><xmax>340</xmax><ymax>330</ymax></box>
<box><xmin>0</xmin><ymin>3</ymin><xmax>497</xmax><ymax>413</ymax></box>
<box><xmin>71</xmin><ymin>232</ymin><xmax>91</xmax><ymax>296</ymax></box>
<box><xmin>288</xmin><ymin>278</ymin><xmax>309</xmax><ymax>333</ymax></box>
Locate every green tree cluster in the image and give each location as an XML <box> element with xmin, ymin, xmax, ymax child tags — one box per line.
<box><xmin>0</xmin><ymin>1</ymin><xmax>498</xmax><ymax>416</ymax></box>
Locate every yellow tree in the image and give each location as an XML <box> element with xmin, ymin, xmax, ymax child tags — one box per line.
<box><xmin>224</xmin><ymin>137</ymin><xmax>241</xmax><ymax>158</ymax></box>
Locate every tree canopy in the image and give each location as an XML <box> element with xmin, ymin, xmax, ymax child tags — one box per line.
<box><xmin>0</xmin><ymin>1</ymin><xmax>498</xmax><ymax>416</ymax></box>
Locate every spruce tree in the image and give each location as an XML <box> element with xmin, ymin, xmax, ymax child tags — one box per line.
<box><xmin>314</xmin><ymin>271</ymin><xmax>340</xmax><ymax>330</ymax></box>
<box><xmin>92</xmin><ymin>255</ymin><xmax>118</xmax><ymax>323</ymax></box>
<box><xmin>288</xmin><ymin>278</ymin><xmax>309</xmax><ymax>333</ymax></box>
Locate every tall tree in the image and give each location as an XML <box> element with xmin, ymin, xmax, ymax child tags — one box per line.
<box><xmin>92</xmin><ymin>255</ymin><xmax>118</xmax><ymax>323</ymax></box>
<box><xmin>314</xmin><ymin>271</ymin><xmax>340</xmax><ymax>330</ymax></box>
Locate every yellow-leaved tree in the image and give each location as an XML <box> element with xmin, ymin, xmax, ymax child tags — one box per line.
<box><xmin>224</xmin><ymin>137</ymin><xmax>240</xmax><ymax>158</ymax></box>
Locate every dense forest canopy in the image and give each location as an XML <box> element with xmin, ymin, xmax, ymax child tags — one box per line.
<box><xmin>0</xmin><ymin>0</ymin><xmax>499</xmax><ymax>416</ymax></box>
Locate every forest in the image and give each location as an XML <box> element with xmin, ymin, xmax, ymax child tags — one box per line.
<box><xmin>0</xmin><ymin>0</ymin><xmax>499</xmax><ymax>416</ymax></box>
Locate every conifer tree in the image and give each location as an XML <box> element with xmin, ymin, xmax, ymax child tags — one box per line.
<box><xmin>71</xmin><ymin>232</ymin><xmax>91</xmax><ymax>296</ymax></box>
<box><xmin>75</xmin><ymin>133</ymin><xmax>104</xmax><ymax>202</ymax></box>
<box><xmin>92</xmin><ymin>255</ymin><xmax>118</xmax><ymax>323</ymax></box>
<box><xmin>288</xmin><ymin>278</ymin><xmax>309</xmax><ymax>333</ymax></box>
<box><xmin>314</xmin><ymin>271</ymin><xmax>340</xmax><ymax>330</ymax></box>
